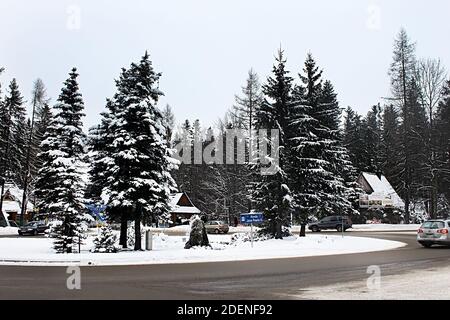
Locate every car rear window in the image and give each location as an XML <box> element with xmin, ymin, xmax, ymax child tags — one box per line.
<box><xmin>421</xmin><ymin>221</ymin><xmax>445</xmax><ymax>229</ymax></box>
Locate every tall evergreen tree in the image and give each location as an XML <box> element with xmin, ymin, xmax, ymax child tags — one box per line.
<box><xmin>6</xmin><ymin>79</ymin><xmax>26</xmax><ymax>186</ymax></box>
<box><xmin>364</xmin><ymin>104</ymin><xmax>383</xmax><ymax>173</ymax></box>
<box><xmin>33</xmin><ymin>101</ymin><xmax>52</xmax><ymax>175</ymax></box>
<box><xmin>381</xmin><ymin>104</ymin><xmax>401</xmax><ymax>189</ymax></box>
<box><xmin>288</xmin><ymin>54</ymin><xmax>355</xmax><ymax>227</ymax></box>
<box><xmin>343</xmin><ymin>107</ymin><xmax>367</xmax><ymax>173</ymax></box>
<box><xmin>388</xmin><ymin>28</ymin><xmax>418</xmax><ymax>223</ymax></box>
<box><xmin>253</xmin><ymin>49</ymin><xmax>293</xmax><ymax>239</ymax></box>
<box><xmin>98</xmin><ymin>52</ymin><xmax>177</xmax><ymax>250</ymax></box>
<box><xmin>318</xmin><ymin>80</ymin><xmax>359</xmax><ymax>215</ymax></box>
<box><xmin>20</xmin><ymin>79</ymin><xmax>50</xmax><ymax>222</ymax></box>
<box><xmin>0</xmin><ymin>79</ymin><xmax>26</xmax><ymax>219</ymax></box>
<box><xmin>35</xmin><ymin>68</ymin><xmax>90</xmax><ymax>253</ymax></box>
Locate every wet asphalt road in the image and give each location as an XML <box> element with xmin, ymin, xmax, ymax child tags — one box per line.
<box><xmin>0</xmin><ymin>231</ymin><xmax>449</xmax><ymax>300</ymax></box>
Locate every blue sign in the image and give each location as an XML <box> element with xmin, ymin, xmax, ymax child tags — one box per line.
<box><xmin>86</xmin><ymin>204</ymin><xmax>107</xmax><ymax>222</ymax></box>
<box><xmin>240</xmin><ymin>213</ymin><xmax>264</xmax><ymax>224</ymax></box>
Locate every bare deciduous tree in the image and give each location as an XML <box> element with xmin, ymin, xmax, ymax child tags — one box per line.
<box><xmin>416</xmin><ymin>58</ymin><xmax>447</xmax><ymax>218</ymax></box>
<box><xmin>416</xmin><ymin>58</ymin><xmax>447</xmax><ymax>125</ymax></box>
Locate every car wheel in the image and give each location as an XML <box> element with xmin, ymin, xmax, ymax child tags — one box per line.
<box><xmin>336</xmin><ymin>225</ymin><xmax>343</xmax><ymax>232</ymax></box>
<box><xmin>311</xmin><ymin>226</ymin><xmax>319</xmax><ymax>232</ymax></box>
<box><xmin>421</xmin><ymin>243</ymin><xmax>432</xmax><ymax>248</ymax></box>
<box><xmin>214</xmin><ymin>229</ymin><xmax>220</xmax><ymax>234</ymax></box>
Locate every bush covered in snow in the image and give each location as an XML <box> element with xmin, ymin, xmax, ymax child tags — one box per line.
<box><xmin>92</xmin><ymin>225</ymin><xmax>118</xmax><ymax>253</ymax></box>
<box><xmin>230</xmin><ymin>232</ymin><xmax>270</xmax><ymax>245</ymax></box>
<box><xmin>184</xmin><ymin>215</ymin><xmax>210</xmax><ymax>249</ymax></box>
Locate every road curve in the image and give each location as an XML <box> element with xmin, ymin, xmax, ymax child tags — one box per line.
<box><xmin>0</xmin><ymin>232</ymin><xmax>449</xmax><ymax>299</ymax></box>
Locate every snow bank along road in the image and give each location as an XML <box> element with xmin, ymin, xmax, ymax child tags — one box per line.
<box><xmin>0</xmin><ymin>232</ymin><xmax>448</xmax><ymax>299</ymax></box>
<box><xmin>0</xmin><ymin>234</ymin><xmax>405</xmax><ymax>266</ymax></box>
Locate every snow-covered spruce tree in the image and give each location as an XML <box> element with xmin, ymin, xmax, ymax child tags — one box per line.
<box><xmin>99</xmin><ymin>52</ymin><xmax>177</xmax><ymax>251</ymax></box>
<box><xmin>34</xmin><ymin>111</ymin><xmax>58</xmax><ymax>216</ymax></box>
<box><xmin>288</xmin><ymin>54</ymin><xmax>355</xmax><ymax>225</ymax></box>
<box><xmin>19</xmin><ymin>79</ymin><xmax>51</xmax><ymax>224</ymax></box>
<box><xmin>4</xmin><ymin>79</ymin><xmax>26</xmax><ymax>187</ymax></box>
<box><xmin>381</xmin><ymin>105</ymin><xmax>401</xmax><ymax>190</ymax></box>
<box><xmin>343</xmin><ymin>107</ymin><xmax>367</xmax><ymax>173</ymax></box>
<box><xmin>92</xmin><ymin>225</ymin><xmax>118</xmax><ymax>253</ymax></box>
<box><xmin>37</xmin><ymin>68</ymin><xmax>91</xmax><ymax>253</ymax></box>
<box><xmin>0</xmin><ymin>68</ymin><xmax>9</xmax><ymax>215</ymax></box>
<box><xmin>252</xmin><ymin>49</ymin><xmax>293</xmax><ymax>239</ymax></box>
<box><xmin>87</xmin><ymin>102</ymin><xmax>114</xmax><ymax>206</ymax></box>
<box><xmin>317</xmin><ymin>80</ymin><xmax>360</xmax><ymax>216</ymax></box>
<box><xmin>363</xmin><ymin>104</ymin><xmax>383</xmax><ymax>173</ymax></box>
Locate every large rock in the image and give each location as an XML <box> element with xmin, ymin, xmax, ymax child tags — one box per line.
<box><xmin>185</xmin><ymin>215</ymin><xmax>210</xmax><ymax>249</ymax></box>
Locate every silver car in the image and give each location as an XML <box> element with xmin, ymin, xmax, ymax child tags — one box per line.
<box><xmin>417</xmin><ymin>220</ymin><xmax>450</xmax><ymax>248</ymax></box>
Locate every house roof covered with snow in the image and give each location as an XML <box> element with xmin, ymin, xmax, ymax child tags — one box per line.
<box><xmin>169</xmin><ymin>192</ymin><xmax>201</xmax><ymax>215</ymax></box>
<box><xmin>358</xmin><ymin>172</ymin><xmax>405</xmax><ymax>208</ymax></box>
<box><xmin>1</xmin><ymin>184</ymin><xmax>35</xmax><ymax>214</ymax></box>
<box><xmin>1</xmin><ymin>184</ymin><xmax>34</xmax><ymax>214</ymax></box>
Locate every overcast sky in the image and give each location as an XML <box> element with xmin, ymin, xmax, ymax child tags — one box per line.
<box><xmin>1</xmin><ymin>0</ymin><xmax>449</xmax><ymax>130</ymax></box>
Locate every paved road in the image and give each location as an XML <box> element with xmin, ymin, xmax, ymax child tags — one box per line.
<box><xmin>1</xmin><ymin>232</ymin><xmax>449</xmax><ymax>299</ymax></box>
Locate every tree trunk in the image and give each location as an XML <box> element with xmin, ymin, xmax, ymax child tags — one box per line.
<box><xmin>299</xmin><ymin>224</ymin><xmax>306</xmax><ymax>237</ymax></box>
<box><xmin>404</xmin><ymin>189</ymin><xmax>410</xmax><ymax>224</ymax></box>
<box><xmin>134</xmin><ymin>207</ymin><xmax>142</xmax><ymax>251</ymax></box>
<box><xmin>0</xmin><ymin>181</ymin><xmax>5</xmax><ymax>218</ymax></box>
<box><xmin>119</xmin><ymin>212</ymin><xmax>128</xmax><ymax>248</ymax></box>
<box><xmin>275</xmin><ymin>220</ymin><xmax>282</xmax><ymax>239</ymax></box>
<box><xmin>431</xmin><ymin>177</ymin><xmax>438</xmax><ymax>219</ymax></box>
<box><xmin>20</xmin><ymin>176</ymin><xmax>28</xmax><ymax>226</ymax></box>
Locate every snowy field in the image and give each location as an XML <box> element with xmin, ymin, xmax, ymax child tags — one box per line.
<box><xmin>0</xmin><ymin>227</ymin><xmax>19</xmax><ymax>236</ymax></box>
<box><xmin>291</xmin><ymin>265</ymin><xmax>450</xmax><ymax>300</ymax></box>
<box><xmin>0</xmin><ymin>233</ymin><xmax>405</xmax><ymax>266</ymax></box>
<box><xmin>150</xmin><ymin>224</ymin><xmax>421</xmax><ymax>235</ymax></box>
<box><xmin>0</xmin><ymin>223</ymin><xmax>421</xmax><ymax>237</ymax></box>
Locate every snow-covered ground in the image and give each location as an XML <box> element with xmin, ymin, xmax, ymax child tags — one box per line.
<box><xmin>0</xmin><ymin>227</ymin><xmax>19</xmax><ymax>236</ymax></box>
<box><xmin>0</xmin><ymin>233</ymin><xmax>405</xmax><ymax>266</ymax></box>
<box><xmin>292</xmin><ymin>265</ymin><xmax>450</xmax><ymax>300</ymax></box>
<box><xmin>152</xmin><ymin>224</ymin><xmax>421</xmax><ymax>235</ymax></box>
<box><xmin>148</xmin><ymin>225</ymin><xmax>252</xmax><ymax>234</ymax></box>
<box><xmin>346</xmin><ymin>224</ymin><xmax>420</xmax><ymax>232</ymax></box>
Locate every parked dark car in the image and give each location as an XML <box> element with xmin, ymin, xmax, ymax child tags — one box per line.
<box><xmin>18</xmin><ymin>221</ymin><xmax>49</xmax><ymax>236</ymax></box>
<box><xmin>308</xmin><ymin>216</ymin><xmax>352</xmax><ymax>232</ymax></box>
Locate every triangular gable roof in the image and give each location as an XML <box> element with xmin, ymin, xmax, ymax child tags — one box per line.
<box><xmin>360</xmin><ymin>172</ymin><xmax>405</xmax><ymax>208</ymax></box>
<box><xmin>1</xmin><ymin>183</ymin><xmax>34</xmax><ymax>213</ymax></box>
<box><xmin>169</xmin><ymin>192</ymin><xmax>201</xmax><ymax>214</ymax></box>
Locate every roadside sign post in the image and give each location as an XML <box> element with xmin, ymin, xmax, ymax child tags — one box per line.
<box><xmin>250</xmin><ymin>223</ymin><xmax>253</xmax><ymax>248</ymax></box>
<box><xmin>240</xmin><ymin>213</ymin><xmax>264</xmax><ymax>249</ymax></box>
